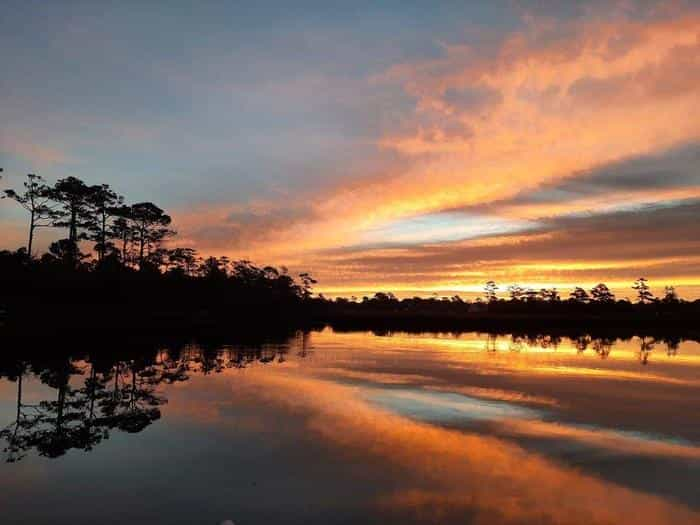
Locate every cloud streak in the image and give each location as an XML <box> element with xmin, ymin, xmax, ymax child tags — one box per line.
<box><xmin>179</xmin><ymin>5</ymin><xmax>700</xmax><ymax>294</ymax></box>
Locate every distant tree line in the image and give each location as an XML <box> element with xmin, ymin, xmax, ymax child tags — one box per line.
<box><xmin>488</xmin><ymin>277</ymin><xmax>680</xmax><ymax>305</ymax></box>
<box><xmin>321</xmin><ymin>277</ymin><xmax>686</xmax><ymax>307</ymax></box>
<box><xmin>314</xmin><ymin>277</ymin><xmax>699</xmax><ymax>335</ymax></box>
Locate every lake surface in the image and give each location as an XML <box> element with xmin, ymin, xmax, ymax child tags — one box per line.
<box><xmin>1</xmin><ymin>328</ymin><xmax>699</xmax><ymax>524</ymax></box>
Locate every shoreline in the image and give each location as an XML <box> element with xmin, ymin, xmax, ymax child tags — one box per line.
<box><xmin>2</xmin><ymin>306</ymin><xmax>698</xmax><ymax>343</ymax></box>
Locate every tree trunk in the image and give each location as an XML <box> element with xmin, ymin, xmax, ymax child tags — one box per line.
<box><xmin>56</xmin><ymin>383</ymin><xmax>66</xmax><ymax>431</ymax></box>
<box><xmin>139</xmin><ymin>232</ymin><xmax>145</xmax><ymax>268</ymax></box>
<box><xmin>121</xmin><ymin>233</ymin><xmax>128</xmax><ymax>267</ymax></box>
<box><xmin>69</xmin><ymin>207</ymin><xmax>77</xmax><ymax>242</ymax></box>
<box><xmin>99</xmin><ymin>211</ymin><xmax>106</xmax><ymax>261</ymax></box>
<box><xmin>27</xmin><ymin>210</ymin><xmax>35</xmax><ymax>257</ymax></box>
<box><xmin>16</xmin><ymin>373</ymin><xmax>22</xmax><ymax>422</ymax></box>
<box><xmin>88</xmin><ymin>366</ymin><xmax>96</xmax><ymax>421</ymax></box>
<box><xmin>69</xmin><ymin>205</ymin><xmax>78</xmax><ymax>266</ymax></box>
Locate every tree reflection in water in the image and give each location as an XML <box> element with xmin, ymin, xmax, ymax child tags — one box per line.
<box><xmin>0</xmin><ymin>329</ymin><xmax>684</xmax><ymax>463</ymax></box>
<box><xmin>0</xmin><ymin>336</ymin><xmax>303</xmax><ymax>462</ymax></box>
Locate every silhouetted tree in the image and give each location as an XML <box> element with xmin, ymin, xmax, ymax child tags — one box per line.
<box><xmin>200</xmin><ymin>256</ymin><xmax>227</xmax><ymax>280</ymax></box>
<box><xmin>3</xmin><ymin>174</ymin><xmax>56</xmax><ymax>257</ymax></box>
<box><xmin>298</xmin><ymin>272</ymin><xmax>317</xmax><ymax>299</ymax></box>
<box><xmin>129</xmin><ymin>202</ymin><xmax>175</xmax><ymax>269</ymax></box>
<box><xmin>539</xmin><ymin>288</ymin><xmax>560</xmax><ymax>302</ymax></box>
<box><xmin>569</xmin><ymin>287</ymin><xmax>589</xmax><ymax>303</ymax></box>
<box><xmin>662</xmin><ymin>285</ymin><xmax>679</xmax><ymax>304</ymax></box>
<box><xmin>167</xmin><ymin>247</ymin><xmax>198</xmax><ymax>276</ymax></box>
<box><xmin>508</xmin><ymin>284</ymin><xmax>525</xmax><ymax>301</ymax></box>
<box><xmin>483</xmin><ymin>281</ymin><xmax>498</xmax><ymax>302</ymax></box>
<box><xmin>110</xmin><ymin>205</ymin><xmax>135</xmax><ymax>266</ymax></box>
<box><xmin>632</xmin><ymin>277</ymin><xmax>654</xmax><ymax>304</ymax></box>
<box><xmin>44</xmin><ymin>238</ymin><xmax>91</xmax><ymax>267</ymax></box>
<box><xmin>524</xmin><ymin>288</ymin><xmax>539</xmax><ymax>302</ymax></box>
<box><xmin>50</xmin><ymin>177</ymin><xmax>96</xmax><ymax>266</ymax></box>
<box><xmin>591</xmin><ymin>283</ymin><xmax>615</xmax><ymax>303</ymax></box>
<box><xmin>88</xmin><ymin>184</ymin><xmax>123</xmax><ymax>262</ymax></box>
<box><xmin>372</xmin><ymin>292</ymin><xmax>397</xmax><ymax>302</ymax></box>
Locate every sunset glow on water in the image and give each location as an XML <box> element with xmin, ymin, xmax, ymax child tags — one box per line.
<box><xmin>1</xmin><ymin>329</ymin><xmax>698</xmax><ymax>524</ymax></box>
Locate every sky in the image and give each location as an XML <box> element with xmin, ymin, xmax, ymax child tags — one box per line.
<box><xmin>1</xmin><ymin>0</ymin><xmax>700</xmax><ymax>299</ymax></box>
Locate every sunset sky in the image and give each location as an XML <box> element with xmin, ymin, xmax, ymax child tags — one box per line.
<box><xmin>1</xmin><ymin>1</ymin><xmax>699</xmax><ymax>298</ymax></box>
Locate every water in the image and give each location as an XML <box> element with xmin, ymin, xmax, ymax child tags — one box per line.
<box><xmin>1</xmin><ymin>329</ymin><xmax>699</xmax><ymax>524</ymax></box>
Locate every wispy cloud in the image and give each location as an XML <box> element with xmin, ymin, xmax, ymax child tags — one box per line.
<box><xmin>179</xmin><ymin>5</ymin><xmax>700</xmax><ymax>293</ymax></box>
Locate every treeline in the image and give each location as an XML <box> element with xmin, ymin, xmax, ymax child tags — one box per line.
<box><xmin>330</xmin><ymin>277</ymin><xmax>687</xmax><ymax>307</ymax></box>
<box><xmin>313</xmin><ymin>278</ymin><xmax>700</xmax><ymax>337</ymax></box>
<box><xmin>1</xmin><ymin>173</ymin><xmax>316</xmax><ymax>332</ymax></box>
<box><xmin>2</xmin><ymin>173</ymin><xmax>313</xmax><ymax>285</ymax></box>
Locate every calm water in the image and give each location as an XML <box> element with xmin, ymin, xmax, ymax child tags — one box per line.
<box><xmin>1</xmin><ymin>329</ymin><xmax>699</xmax><ymax>524</ymax></box>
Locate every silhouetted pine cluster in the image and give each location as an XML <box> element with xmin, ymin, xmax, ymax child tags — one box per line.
<box><xmin>2</xmin><ymin>173</ymin><xmax>314</xmax><ymax>284</ymax></box>
<box><xmin>1</xmin><ymin>173</ymin><xmax>316</xmax><ymax>330</ymax></box>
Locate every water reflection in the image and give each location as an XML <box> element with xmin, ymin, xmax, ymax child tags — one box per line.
<box><xmin>0</xmin><ymin>339</ymin><xmax>303</xmax><ymax>462</ymax></box>
<box><xmin>1</xmin><ymin>330</ymin><xmax>697</xmax><ymax>463</ymax></box>
<box><xmin>0</xmin><ymin>329</ymin><xmax>698</xmax><ymax>524</ymax></box>
<box><xmin>485</xmin><ymin>332</ymin><xmax>682</xmax><ymax>364</ymax></box>
<box><xmin>237</xmin><ymin>366</ymin><xmax>700</xmax><ymax>525</ymax></box>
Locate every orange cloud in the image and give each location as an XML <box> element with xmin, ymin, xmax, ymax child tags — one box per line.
<box><xmin>166</xmin><ymin>9</ymin><xmax>700</xmax><ymax>296</ymax></box>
